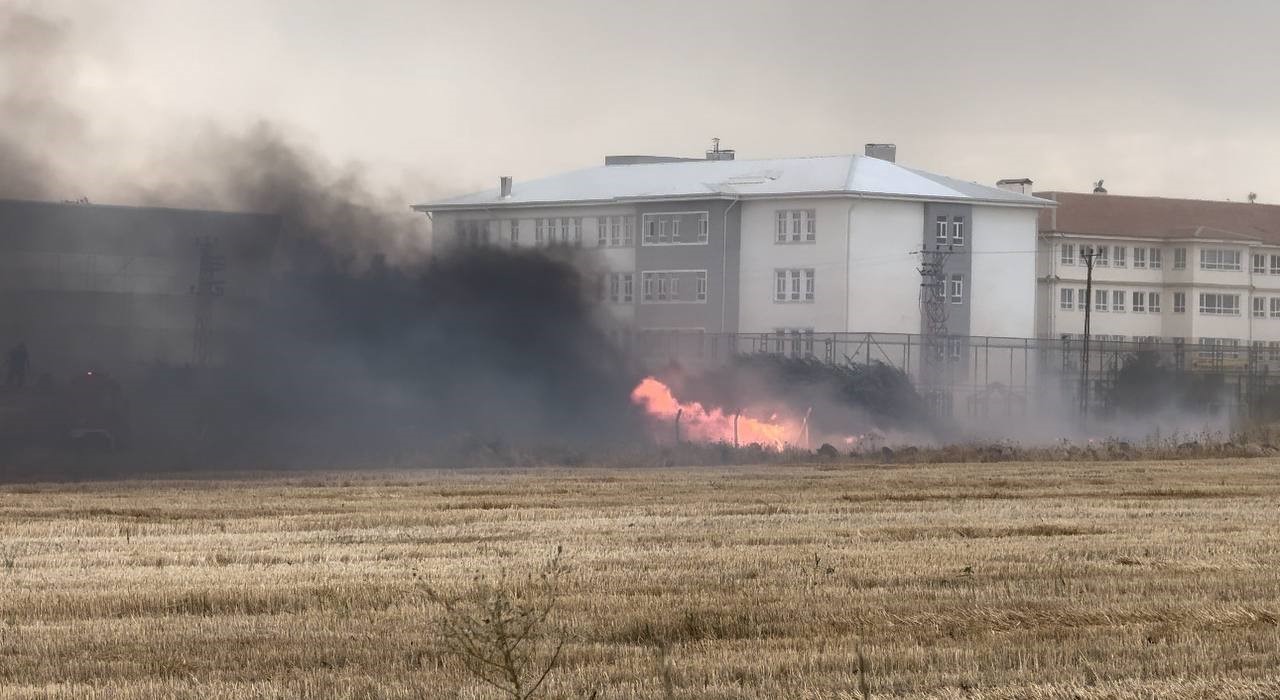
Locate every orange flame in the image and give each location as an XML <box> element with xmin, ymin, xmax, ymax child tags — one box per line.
<box><xmin>630</xmin><ymin>376</ymin><xmax>803</xmax><ymax>449</ymax></box>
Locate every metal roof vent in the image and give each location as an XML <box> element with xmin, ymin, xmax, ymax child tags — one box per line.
<box><xmin>864</xmin><ymin>143</ymin><xmax>897</xmax><ymax>163</ymax></box>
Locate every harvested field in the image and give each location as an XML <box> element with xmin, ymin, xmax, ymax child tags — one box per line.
<box><xmin>1</xmin><ymin>459</ymin><xmax>1278</xmax><ymax>699</ymax></box>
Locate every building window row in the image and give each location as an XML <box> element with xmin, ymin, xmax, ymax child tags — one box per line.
<box><xmin>1250</xmin><ymin>253</ymin><xmax>1280</xmax><ymax>275</ymax></box>
<box><xmin>772</xmin><ymin>328</ymin><xmax>815</xmax><ymax>356</ymax></box>
<box><xmin>1062</xmin><ymin>243</ymin><xmax>1162</xmax><ymax>269</ymax></box>
<box><xmin>597</xmin><ymin>216</ymin><xmax>635</xmax><ymax>247</ymax></box>
<box><xmin>1058</xmin><ymin>243</ymin><xmax>1280</xmax><ymax>275</ymax></box>
<box><xmin>1061</xmin><ymin>288</ymin><xmax>1164</xmax><ymax>313</ymax></box>
<box><xmin>641</xmin><ymin>270</ymin><xmax>707</xmax><ymax>303</ymax></box>
<box><xmin>775</xmin><ymin>210</ymin><xmax>817</xmax><ymax>244</ymax></box>
<box><xmin>454</xmin><ymin>219</ymin><xmax>491</xmax><ymax>247</ymax></box>
<box><xmin>934</xmin><ymin>216</ymin><xmax>965</xmax><ymax>246</ymax></box>
<box><xmin>774</xmin><ymin>268</ymin><xmax>815</xmax><ymax>303</ymax></box>
<box><xmin>533</xmin><ymin>217</ymin><xmax>583</xmax><ymax>246</ymax></box>
<box><xmin>1251</xmin><ymin>296</ymin><xmax>1280</xmax><ymax>319</ymax></box>
<box><xmin>643</xmin><ymin>213</ymin><xmax>709</xmax><ymax>245</ymax></box>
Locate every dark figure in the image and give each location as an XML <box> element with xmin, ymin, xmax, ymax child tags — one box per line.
<box><xmin>6</xmin><ymin>342</ymin><xmax>28</xmax><ymax>388</ymax></box>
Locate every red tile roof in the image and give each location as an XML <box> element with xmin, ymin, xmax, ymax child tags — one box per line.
<box><xmin>1035</xmin><ymin>191</ymin><xmax>1280</xmax><ymax>244</ymax></box>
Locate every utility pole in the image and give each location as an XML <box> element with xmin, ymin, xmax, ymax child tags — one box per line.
<box><xmin>918</xmin><ymin>244</ymin><xmax>952</xmax><ymax>414</ymax></box>
<box><xmin>1079</xmin><ymin>248</ymin><xmax>1096</xmax><ymax>420</ymax></box>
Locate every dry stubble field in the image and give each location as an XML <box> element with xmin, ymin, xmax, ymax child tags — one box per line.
<box><xmin>1</xmin><ymin>459</ymin><xmax>1278</xmax><ymax>699</ymax></box>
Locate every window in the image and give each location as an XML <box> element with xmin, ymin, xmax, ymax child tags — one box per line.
<box><xmin>774</xmin><ymin>328</ymin><xmax>815</xmax><ymax>357</ymax></box>
<box><xmin>559</xmin><ymin>218</ymin><xmax>570</xmax><ymax>243</ymax></box>
<box><xmin>535</xmin><ymin>219</ymin><xmax>546</xmax><ymax>245</ymax></box>
<box><xmin>1271</xmin><ymin>255</ymin><xmax>1280</xmax><ymax>275</ymax></box>
<box><xmin>643</xmin><ymin>213</ymin><xmax>704</xmax><ymax>245</ymax></box>
<box><xmin>774</xmin><ymin>268</ymin><xmax>815</xmax><ymax>303</ymax></box>
<box><xmin>454</xmin><ymin>220</ymin><xmax>490</xmax><ymax>247</ymax></box>
<box><xmin>1174</xmin><ymin>248</ymin><xmax>1186</xmax><ymax>269</ymax></box>
<box><xmin>1149</xmin><ymin>248</ymin><xmax>1162</xmax><ymax>269</ymax></box>
<box><xmin>1133</xmin><ymin>291</ymin><xmax>1146</xmax><ymax>312</ymax></box>
<box><xmin>1271</xmin><ymin>298</ymin><xmax>1280</xmax><ymax>319</ymax></box>
<box><xmin>935</xmin><ymin>216</ymin><xmax>948</xmax><ymax>244</ymax></box>
<box><xmin>1112</xmin><ymin>246</ymin><xmax>1126</xmax><ymax>268</ymax></box>
<box><xmin>509</xmin><ymin>219</ymin><xmax>520</xmax><ymax>247</ymax></box>
<box><xmin>1095</xmin><ymin>289</ymin><xmax>1109</xmax><ymax>312</ymax></box>
<box><xmin>1173</xmin><ymin>292</ymin><xmax>1186</xmax><ymax>313</ymax></box>
<box><xmin>952</xmin><ymin>217</ymin><xmax>965</xmax><ymax>246</ymax></box>
<box><xmin>1078</xmin><ymin>288</ymin><xmax>1088</xmax><ymax>308</ymax></box>
<box><xmin>1149</xmin><ymin>292</ymin><xmax>1161</xmax><ymax>313</ymax></box>
<box><xmin>572</xmin><ymin>218</ymin><xmax>583</xmax><ymax>244</ymax></box>
<box><xmin>1270</xmin><ymin>341</ymin><xmax>1280</xmax><ymax>361</ymax></box>
<box><xmin>698</xmin><ymin>215</ymin><xmax>709</xmax><ymax>243</ymax></box>
<box><xmin>1255</xmin><ymin>297</ymin><xmax>1268</xmax><ymax>318</ymax></box>
<box><xmin>1111</xmin><ymin>290</ymin><xmax>1125</xmax><ymax>312</ymax></box>
<box><xmin>1200</xmin><ymin>248</ymin><xmax>1241</xmax><ymax>271</ymax></box>
<box><xmin>947</xmin><ymin>336</ymin><xmax>964</xmax><ymax>360</ymax></box>
<box><xmin>776</xmin><ymin>210</ymin><xmax>816</xmax><ymax>243</ymax></box>
<box><xmin>605</xmin><ymin>273</ymin><xmax>634</xmax><ymax>303</ymax></box>
<box><xmin>1199</xmin><ymin>293</ymin><xmax>1240</xmax><ymax>315</ymax></box>
<box><xmin>596</xmin><ymin>216</ymin><xmax>632</xmax><ymax>246</ymax></box>
<box><xmin>1093</xmin><ymin>246</ymin><xmax>1109</xmax><ymax>266</ymax></box>
<box><xmin>642</xmin><ymin>272</ymin><xmax>673</xmax><ymax>301</ymax></box>
<box><xmin>640</xmin><ymin>272</ymin><xmax>682</xmax><ymax>302</ymax></box>
<box><xmin>1254</xmin><ymin>254</ymin><xmax>1267</xmax><ymax>274</ymax></box>
<box><xmin>1199</xmin><ymin>337</ymin><xmax>1240</xmax><ymax>359</ymax></box>
<box><xmin>1060</xmin><ymin>287</ymin><xmax>1075</xmax><ymax>310</ymax></box>
<box><xmin>1061</xmin><ymin>243</ymin><xmax>1076</xmax><ymax>266</ymax></box>
<box><xmin>696</xmin><ymin>271</ymin><xmax>707</xmax><ymax>301</ymax></box>
<box><xmin>949</xmin><ymin>273</ymin><xmax>964</xmax><ymax>304</ymax></box>
<box><xmin>1133</xmin><ymin>248</ymin><xmax>1146</xmax><ymax>268</ymax></box>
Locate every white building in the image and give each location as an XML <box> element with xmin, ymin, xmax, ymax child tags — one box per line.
<box><xmin>1036</xmin><ymin>191</ymin><xmax>1280</xmax><ymax>361</ymax></box>
<box><xmin>413</xmin><ymin>146</ymin><xmax>1050</xmax><ymax>347</ymax></box>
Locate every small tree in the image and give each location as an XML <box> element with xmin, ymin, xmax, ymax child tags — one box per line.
<box><xmin>422</xmin><ymin>547</ymin><xmax>568</xmax><ymax>700</ymax></box>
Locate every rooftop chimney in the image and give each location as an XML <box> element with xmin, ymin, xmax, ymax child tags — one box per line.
<box><xmin>705</xmin><ymin>137</ymin><xmax>735</xmax><ymax>161</ymax></box>
<box><xmin>499</xmin><ymin>176</ymin><xmax>512</xmax><ymax>198</ymax></box>
<box><xmin>996</xmin><ymin>178</ymin><xmax>1034</xmax><ymax>195</ymax></box>
<box><xmin>864</xmin><ymin>143</ymin><xmax>896</xmax><ymax>163</ymax></box>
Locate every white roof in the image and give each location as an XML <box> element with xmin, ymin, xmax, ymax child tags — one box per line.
<box><xmin>413</xmin><ymin>154</ymin><xmax>1053</xmax><ymax>211</ymax></box>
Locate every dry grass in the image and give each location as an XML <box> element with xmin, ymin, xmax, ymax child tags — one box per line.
<box><xmin>0</xmin><ymin>459</ymin><xmax>1278</xmax><ymax>698</ymax></box>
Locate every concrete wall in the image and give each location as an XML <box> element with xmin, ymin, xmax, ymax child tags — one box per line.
<box><xmin>970</xmin><ymin>206</ymin><xmax>1039</xmax><ymax>338</ymax></box>
<box><xmin>846</xmin><ymin>199</ymin><xmax>921</xmax><ymax>334</ymax></box>
<box><xmin>635</xmin><ymin>199</ymin><xmax>738</xmax><ymax>332</ymax></box>
<box><xmin>0</xmin><ymin>199</ymin><xmax>278</xmax><ymax>378</ymax></box>
<box><xmin>738</xmin><ymin>197</ymin><xmax>858</xmax><ymax>333</ymax></box>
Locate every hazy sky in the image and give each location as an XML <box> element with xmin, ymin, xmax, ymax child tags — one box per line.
<box><xmin>20</xmin><ymin>0</ymin><xmax>1280</xmax><ymax>204</ymax></box>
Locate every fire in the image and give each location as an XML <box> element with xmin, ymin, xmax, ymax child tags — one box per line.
<box><xmin>629</xmin><ymin>376</ymin><xmax>804</xmax><ymax>449</ymax></box>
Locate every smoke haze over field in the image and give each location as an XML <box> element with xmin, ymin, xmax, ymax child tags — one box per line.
<box><xmin>0</xmin><ymin>5</ymin><xmax>1259</xmax><ymax>467</ymax></box>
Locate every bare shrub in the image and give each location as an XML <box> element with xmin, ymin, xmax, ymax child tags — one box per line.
<box><xmin>421</xmin><ymin>547</ymin><xmax>568</xmax><ymax>700</ymax></box>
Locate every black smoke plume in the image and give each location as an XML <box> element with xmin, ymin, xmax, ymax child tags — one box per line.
<box><xmin>1</xmin><ymin>6</ymin><xmax>646</xmax><ymax>466</ymax></box>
